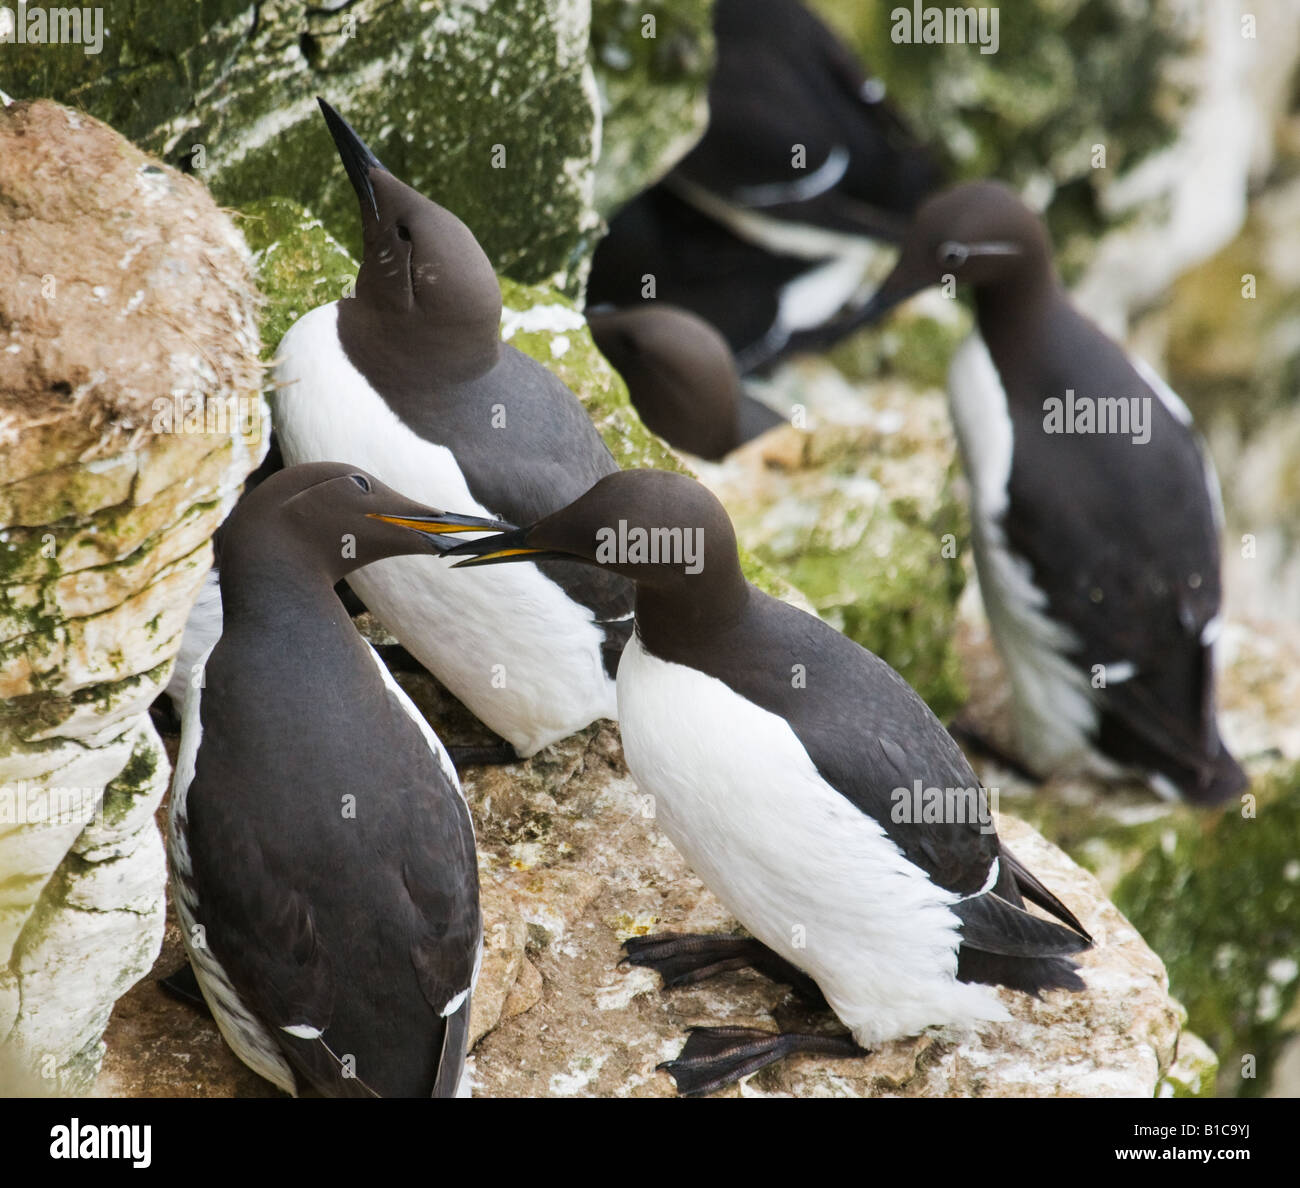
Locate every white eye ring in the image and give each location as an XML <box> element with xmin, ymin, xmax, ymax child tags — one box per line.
<box><xmin>350</xmin><ymin>474</ymin><xmax>371</xmax><ymax>492</ymax></box>
<box><xmin>938</xmin><ymin>241</ymin><xmax>968</xmax><ymax>267</ymax></box>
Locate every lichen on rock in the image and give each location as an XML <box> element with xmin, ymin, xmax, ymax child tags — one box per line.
<box><xmin>589</xmin><ymin>0</ymin><xmax>715</xmax><ymax>213</ymax></box>
<box><xmin>0</xmin><ymin>99</ymin><xmax>264</xmax><ymax>1094</ymax></box>
<box><xmin>4</xmin><ymin>1</ymin><xmax>604</xmax><ymax>294</ymax></box>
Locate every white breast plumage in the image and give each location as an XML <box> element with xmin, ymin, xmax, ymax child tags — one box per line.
<box><xmin>946</xmin><ymin>334</ymin><xmax>1105</xmax><ymax>777</ymax></box>
<box><xmin>164</xmin><ymin>568</ymin><xmax>222</xmax><ymax>709</ymax></box>
<box><xmin>616</xmin><ymin>636</ymin><xmax>1008</xmax><ymax>1046</ymax></box>
<box><xmin>272</xmin><ymin>303</ymin><xmax>617</xmax><ymax>756</ymax></box>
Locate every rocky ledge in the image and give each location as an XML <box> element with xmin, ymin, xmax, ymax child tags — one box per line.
<box><xmin>97</xmin><ymin>705</ymin><xmax>1207</xmax><ymax>1099</ymax></box>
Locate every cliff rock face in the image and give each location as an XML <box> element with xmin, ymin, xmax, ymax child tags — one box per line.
<box><xmin>0</xmin><ymin>100</ymin><xmax>265</xmax><ymax>1093</ymax></box>
<box><xmin>3</xmin><ymin>0</ymin><xmax>714</xmax><ymax>295</ymax></box>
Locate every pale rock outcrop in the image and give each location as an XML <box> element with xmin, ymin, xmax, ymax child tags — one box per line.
<box><xmin>1</xmin><ymin>0</ymin><xmax>716</xmax><ymax>296</ymax></box>
<box><xmin>0</xmin><ymin>100</ymin><xmax>264</xmax><ymax>1093</ymax></box>
<box><xmin>96</xmin><ymin>678</ymin><xmax>1208</xmax><ymax>1098</ymax></box>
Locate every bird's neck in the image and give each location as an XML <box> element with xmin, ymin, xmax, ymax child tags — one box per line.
<box><xmin>633</xmin><ymin>575</ymin><xmax>752</xmax><ymax>662</ymax></box>
<box><xmin>972</xmin><ymin>263</ymin><xmax>1062</xmax><ymax>351</ymax></box>
<box><xmin>218</xmin><ymin>538</ymin><xmax>352</xmax><ymax>644</ymax></box>
<box><xmin>337</xmin><ymin>297</ymin><xmax>502</xmax><ymax>391</ymax></box>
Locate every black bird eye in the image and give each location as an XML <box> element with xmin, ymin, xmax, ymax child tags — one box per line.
<box><xmin>396</xmin><ymin>224</ymin><xmax>411</xmax><ymax>241</ymax></box>
<box><xmin>350</xmin><ymin>474</ymin><xmax>371</xmax><ymax>492</ymax></box>
<box><xmin>938</xmin><ymin>241</ymin><xmax>968</xmax><ymax>268</ymax></box>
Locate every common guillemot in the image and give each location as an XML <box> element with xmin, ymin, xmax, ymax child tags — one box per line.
<box><xmin>586</xmin><ymin>304</ymin><xmax>784</xmax><ymax>460</ymax></box>
<box><xmin>168</xmin><ymin>462</ymin><xmax>505</xmax><ymax>1096</ymax></box>
<box><xmin>586</xmin><ymin>0</ymin><xmax>942</xmax><ymax>374</ymax></box>
<box><xmin>271</xmin><ymin>100</ymin><xmax>635</xmax><ymax>762</ymax></box>
<box><xmin>854</xmin><ymin>180</ymin><xmax>1246</xmax><ymax>806</ymax></box>
<box><xmin>448</xmin><ymin>469</ymin><xmax>1091</xmax><ymax>1095</ymax></box>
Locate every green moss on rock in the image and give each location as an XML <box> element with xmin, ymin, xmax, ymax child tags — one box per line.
<box><xmin>589</xmin><ymin>0</ymin><xmax>715</xmax><ymax>212</ymax></box>
<box><xmin>810</xmin><ymin>0</ymin><xmax>1193</xmax><ymax>281</ymax></box>
<box><xmin>1113</xmin><ymin>762</ymin><xmax>1300</xmax><ymax>1097</ymax></box>
<box><xmin>1157</xmin><ymin>1029</ymin><xmax>1219</xmax><ymax>1099</ymax></box>
<box><xmin>108</xmin><ymin>731</ymin><xmax>159</xmax><ymax>800</ymax></box>
<box><xmin>829</xmin><ymin>306</ymin><xmax>974</xmax><ymax>394</ymax></box>
<box><xmin>7</xmin><ymin>1</ymin><xmax>600</xmax><ymax>291</ymax></box>
<box><xmin>239</xmin><ymin>198</ymin><xmax>356</xmax><ymax>358</ymax></box>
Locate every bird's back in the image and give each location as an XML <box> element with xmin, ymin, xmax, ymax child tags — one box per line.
<box><xmin>179</xmin><ymin>605</ymin><xmax>479</xmax><ymax>1096</ymax></box>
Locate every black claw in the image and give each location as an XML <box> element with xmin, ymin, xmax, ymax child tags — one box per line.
<box><xmin>657</xmin><ymin>1025</ymin><xmax>869</xmax><ymax>1096</ymax></box>
<box><xmin>620</xmin><ymin>933</ymin><xmax>759</xmax><ymax>988</ymax></box>
<box><xmin>657</xmin><ymin>1027</ymin><xmax>788</xmax><ymax>1096</ymax></box>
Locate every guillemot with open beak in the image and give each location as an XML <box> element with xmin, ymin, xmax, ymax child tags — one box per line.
<box><xmin>169</xmin><ymin>463</ymin><xmax>505</xmax><ymax>1096</ymax></box>
<box><xmin>272</xmin><ymin>100</ymin><xmax>634</xmax><ymax>762</ymax></box>
<box><xmin>449</xmin><ymin>469</ymin><xmax>1090</xmax><ymax>1095</ymax></box>
<box><xmin>854</xmin><ymin>181</ymin><xmax>1245</xmax><ymax>806</ymax></box>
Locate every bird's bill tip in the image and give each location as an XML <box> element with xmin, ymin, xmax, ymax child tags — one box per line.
<box><xmin>366</xmin><ymin>511</ymin><xmax>515</xmax><ymax>536</ymax></box>
<box><xmin>316</xmin><ymin>97</ymin><xmax>386</xmax><ymax>219</ymax></box>
<box><xmin>443</xmin><ymin>526</ymin><xmax>558</xmax><ymax>567</ymax></box>
<box><xmin>450</xmin><ymin>546</ymin><xmax>552</xmax><ymax>569</ymax></box>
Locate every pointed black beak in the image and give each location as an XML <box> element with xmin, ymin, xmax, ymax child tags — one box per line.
<box><xmin>444</xmin><ymin>525</ymin><xmax>570</xmax><ymax>568</ymax></box>
<box><xmin>317</xmin><ymin>97</ymin><xmax>386</xmax><ymax>223</ymax></box>
<box><xmin>367</xmin><ymin>510</ymin><xmax>517</xmax><ymax>554</ymax></box>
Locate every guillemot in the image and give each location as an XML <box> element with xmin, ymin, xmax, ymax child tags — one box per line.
<box><xmin>448</xmin><ymin>469</ymin><xmax>1091</xmax><ymax>1095</ymax></box>
<box><xmin>854</xmin><ymin>180</ymin><xmax>1246</xmax><ymax>806</ymax></box>
<box><xmin>586</xmin><ymin>304</ymin><xmax>784</xmax><ymax>460</ymax></box>
<box><xmin>586</xmin><ymin>0</ymin><xmax>941</xmax><ymax>373</ymax></box>
<box><xmin>168</xmin><ymin>462</ymin><xmax>505</xmax><ymax>1096</ymax></box>
<box><xmin>271</xmin><ymin>100</ymin><xmax>634</xmax><ymax>762</ymax></box>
